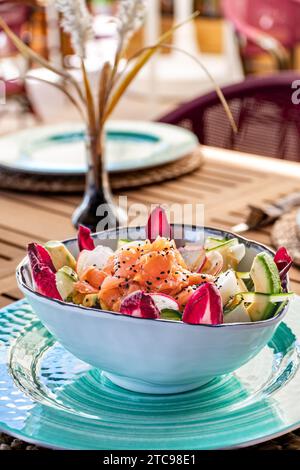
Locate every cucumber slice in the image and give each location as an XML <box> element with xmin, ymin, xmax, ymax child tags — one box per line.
<box><xmin>206</xmin><ymin>238</ymin><xmax>238</xmax><ymax>252</ymax></box>
<box><xmin>56</xmin><ymin>266</ymin><xmax>78</xmax><ymax>301</ymax></box>
<box><xmin>204</xmin><ymin>236</ymin><xmax>226</xmax><ymax>250</ymax></box>
<box><xmin>224</xmin><ymin>294</ymin><xmax>251</xmax><ymax>323</ymax></box>
<box><xmin>240</xmin><ymin>292</ymin><xmax>293</xmax><ymax>303</ymax></box>
<box><xmin>248</xmin><ymin>252</ymin><xmax>282</xmax><ymax>321</ymax></box>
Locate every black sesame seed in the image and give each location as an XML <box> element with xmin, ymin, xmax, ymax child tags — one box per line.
<box><xmin>156</xmin><ymin>277</ymin><xmax>161</xmax><ymax>281</ymax></box>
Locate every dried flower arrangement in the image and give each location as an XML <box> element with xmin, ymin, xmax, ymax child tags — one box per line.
<box><xmin>0</xmin><ymin>0</ymin><xmax>237</xmax><ymax>230</ymax></box>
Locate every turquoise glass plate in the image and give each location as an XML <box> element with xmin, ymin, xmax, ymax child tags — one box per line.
<box><xmin>1</xmin><ymin>298</ymin><xmax>300</xmax><ymax>450</ymax></box>
<box><xmin>0</xmin><ymin>121</ymin><xmax>198</xmax><ymax>175</ymax></box>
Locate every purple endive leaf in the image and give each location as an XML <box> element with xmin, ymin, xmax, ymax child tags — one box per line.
<box><xmin>274</xmin><ymin>247</ymin><xmax>293</xmax><ymax>280</ymax></box>
<box><xmin>146</xmin><ymin>207</ymin><xmax>172</xmax><ymax>242</ymax></box>
<box><xmin>28</xmin><ymin>243</ymin><xmax>62</xmax><ymax>300</ymax></box>
<box><xmin>35</xmin><ymin>243</ymin><xmax>56</xmax><ymax>272</ymax></box>
<box><xmin>182</xmin><ymin>282</ymin><xmax>223</xmax><ymax>325</ymax></box>
<box><xmin>120</xmin><ymin>290</ymin><xmax>160</xmax><ymax>319</ymax></box>
<box><xmin>274</xmin><ymin>246</ymin><xmax>293</xmax><ymax>291</ymax></box>
<box><xmin>78</xmin><ymin>225</ymin><xmax>95</xmax><ymax>252</ymax></box>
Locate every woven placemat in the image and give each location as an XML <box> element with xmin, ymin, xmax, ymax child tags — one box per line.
<box><xmin>272</xmin><ymin>209</ymin><xmax>300</xmax><ymax>267</ymax></box>
<box><xmin>0</xmin><ymin>149</ymin><xmax>203</xmax><ymax>194</ymax></box>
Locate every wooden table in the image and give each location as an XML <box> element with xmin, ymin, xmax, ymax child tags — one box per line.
<box><xmin>1</xmin><ymin>145</ymin><xmax>300</xmax><ymax>307</ymax></box>
<box><xmin>1</xmin><ymin>145</ymin><xmax>300</xmax><ymax>450</ymax></box>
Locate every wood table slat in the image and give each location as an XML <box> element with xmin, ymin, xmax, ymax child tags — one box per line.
<box><xmin>0</xmin><ymin>145</ymin><xmax>299</xmax><ymax>299</ymax></box>
<box><xmin>1</xmin><ymin>144</ymin><xmax>300</xmax><ymax>451</ymax></box>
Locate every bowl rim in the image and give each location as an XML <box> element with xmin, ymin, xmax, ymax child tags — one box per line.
<box><xmin>16</xmin><ymin>224</ymin><xmax>290</xmax><ymax>329</ymax></box>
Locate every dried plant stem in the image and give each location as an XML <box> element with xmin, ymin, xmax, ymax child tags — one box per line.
<box><xmin>104</xmin><ymin>11</ymin><xmax>200</xmax><ymax>121</ymax></box>
<box><xmin>124</xmin><ymin>43</ymin><xmax>238</xmax><ymax>133</ymax></box>
<box><xmin>80</xmin><ymin>58</ymin><xmax>96</xmax><ymax>134</ymax></box>
<box><xmin>98</xmin><ymin>61</ymin><xmax>111</xmax><ymax>130</ymax></box>
<box><xmin>107</xmin><ymin>46</ymin><xmax>122</xmax><ymax>95</ymax></box>
<box><xmin>0</xmin><ymin>15</ymin><xmax>85</xmax><ymax>105</ymax></box>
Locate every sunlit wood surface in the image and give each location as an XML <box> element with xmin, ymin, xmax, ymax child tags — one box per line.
<box><xmin>1</xmin><ymin>145</ymin><xmax>300</xmax><ymax>308</ymax></box>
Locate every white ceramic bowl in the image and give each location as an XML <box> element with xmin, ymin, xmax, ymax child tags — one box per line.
<box><xmin>16</xmin><ymin>226</ymin><xmax>289</xmax><ymax>395</ymax></box>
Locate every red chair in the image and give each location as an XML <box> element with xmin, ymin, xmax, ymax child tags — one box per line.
<box><xmin>0</xmin><ymin>2</ymin><xmax>35</xmax><ymax>115</ymax></box>
<box><xmin>0</xmin><ymin>3</ymin><xmax>30</xmax><ymax>56</ymax></box>
<box><xmin>158</xmin><ymin>73</ymin><xmax>300</xmax><ymax>162</ymax></box>
<box><xmin>222</xmin><ymin>0</ymin><xmax>300</xmax><ymax>70</ymax></box>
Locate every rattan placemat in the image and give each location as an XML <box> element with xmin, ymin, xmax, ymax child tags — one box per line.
<box><xmin>0</xmin><ymin>149</ymin><xmax>203</xmax><ymax>194</ymax></box>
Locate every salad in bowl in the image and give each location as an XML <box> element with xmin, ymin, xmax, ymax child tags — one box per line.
<box><xmin>16</xmin><ymin>208</ymin><xmax>294</xmax><ymax>394</ymax></box>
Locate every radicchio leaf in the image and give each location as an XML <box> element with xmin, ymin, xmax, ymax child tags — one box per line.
<box><xmin>78</xmin><ymin>225</ymin><xmax>95</xmax><ymax>251</ymax></box>
<box><xmin>120</xmin><ymin>290</ymin><xmax>160</xmax><ymax>319</ymax></box>
<box><xmin>182</xmin><ymin>282</ymin><xmax>223</xmax><ymax>325</ymax></box>
<box><xmin>146</xmin><ymin>206</ymin><xmax>172</xmax><ymax>242</ymax></box>
<box><xmin>274</xmin><ymin>246</ymin><xmax>292</xmax><ymax>290</ymax></box>
<box><xmin>28</xmin><ymin>243</ymin><xmax>62</xmax><ymax>300</ymax></box>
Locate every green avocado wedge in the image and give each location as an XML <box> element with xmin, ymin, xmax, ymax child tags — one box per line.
<box><xmin>45</xmin><ymin>240</ymin><xmax>77</xmax><ymax>271</ymax></box>
<box><xmin>55</xmin><ymin>266</ymin><xmax>78</xmax><ymax>301</ymax></box>
<box><xmin>160</xmin><ymin>308</ymin><xmax>182</xmax><ymax>321</ymax></box>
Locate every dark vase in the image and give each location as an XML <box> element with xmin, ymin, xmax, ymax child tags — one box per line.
<box><xmin>72</xmin><ymin>130</ymin><xmax>126</xmax><ymax>232</ymax></box>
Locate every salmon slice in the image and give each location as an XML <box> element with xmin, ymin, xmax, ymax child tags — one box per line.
<box><xmin>98</xmin><ymin>237</ymin><xmax>215</xmax><ymax>312</ymax></box>
<box><xmin>80</xmin><ymin>267</ymin><xmax>107</xmax><ymax>289</ymax></box>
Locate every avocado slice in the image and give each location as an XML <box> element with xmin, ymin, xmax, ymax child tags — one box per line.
<box><xmin>160</xmin><ymin>308</ymin><xmax>182</xmax><ymax>321</ymax></box>
<box><xmin>45</xmin><ymin>241</ymin><xmax>76</xmax><ymax>271</ymax></box>
<box><xmin>55</xmin><ymin>266</ymin><xmax>78</xmax><ymax>301</ymax></box>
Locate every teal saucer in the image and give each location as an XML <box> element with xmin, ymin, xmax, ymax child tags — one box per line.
<box><xmin>0</xmin><ymin>298</ymin><xmax>300</xmax><ymax>450</ymax></box>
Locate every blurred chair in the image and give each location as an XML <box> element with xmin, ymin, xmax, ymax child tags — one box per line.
<box><xmin>129</xmin><ymin>0</ymin><xmax>244</xmax><ymax>104</ymax></box>
<box><xmin>222</xmin><ymin>0</ymin><xmax>300</xmax><ymax>71</ymax></box>
<box><xmin>158</xmin><ymin>73</ymin><xmax>300</xmax><ymax>162</ymax></box>
<box><xmin>0</xmin><ymin>2</ymin><xmax>36</xmax><ymax>116</ymax></box>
